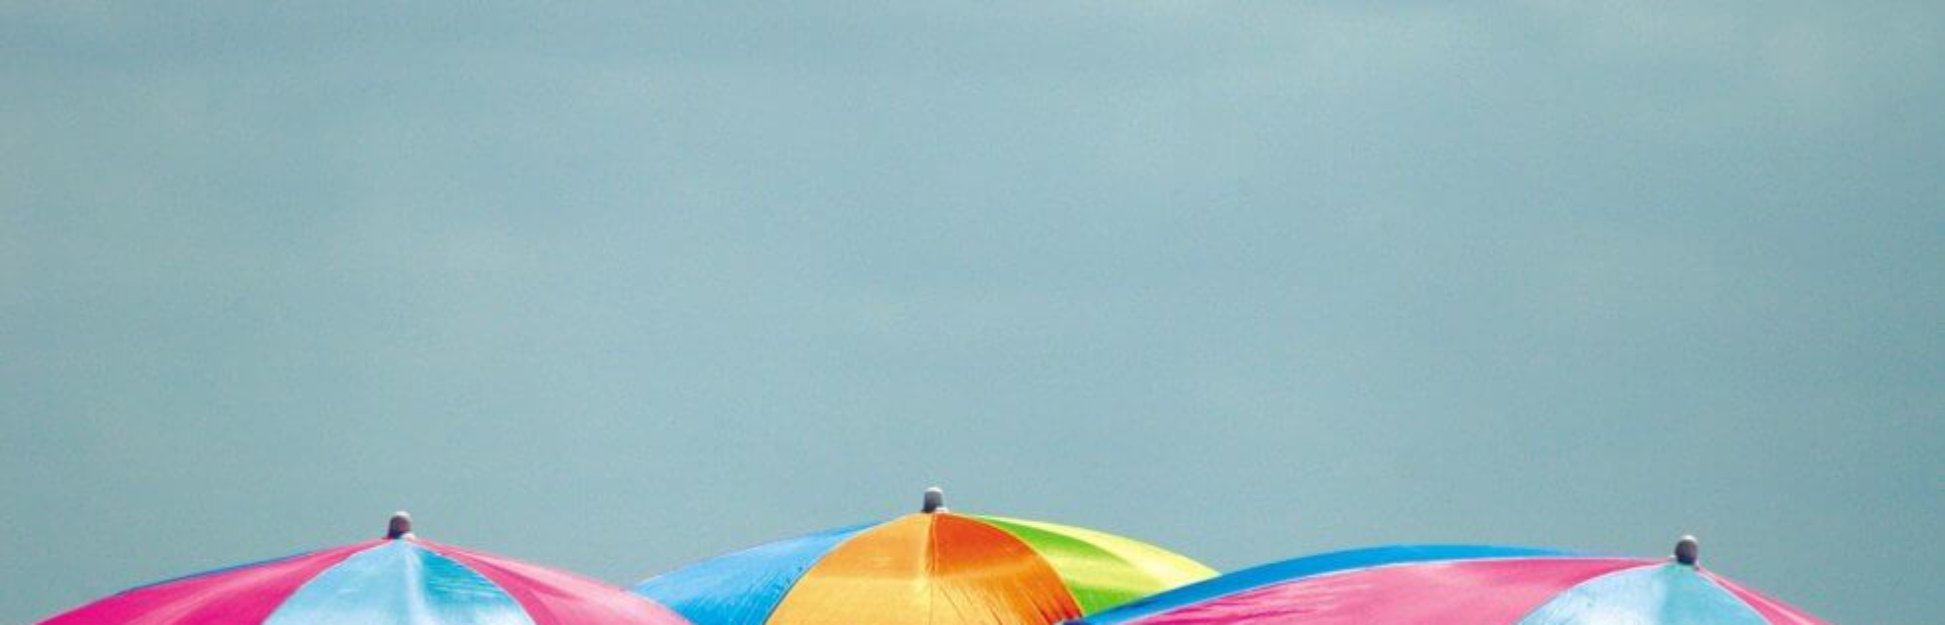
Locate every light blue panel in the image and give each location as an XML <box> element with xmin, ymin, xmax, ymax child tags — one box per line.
<box><xmin>1515</xmin><ymin>563</ymin><xmax>1769</xmax><ymax>625</ymax></box>
<box><xmin>1079</xmin><ymin>545</ymin><xmax>1578</xmax><ymax>625</ymax></box>
<box><xmin>264</xmin><ymin>540</ymin><xmax>535</xmax><ymax>625</ymax></box>
<box><xmin>632</xmin><ymin>523</ymin><xmax>876</xmax><ymax>625</ymax></box>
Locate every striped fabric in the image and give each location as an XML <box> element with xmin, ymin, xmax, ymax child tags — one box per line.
<box><xmin>39</xmin><ymin>537</ymin><xmax>689</xmax><ymax>625</ymax></box>
<box><xmin>1073</xmin><ymin>545</ymin><xmax>1832</xmax><ymax>625</ymax></box>
<box><xmin>632</xmin><ymin>512</ymin><xmax>1216</xmax><ymax>625</ymax></box>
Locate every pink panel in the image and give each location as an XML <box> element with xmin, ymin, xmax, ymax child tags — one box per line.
<box><xmin>1136</xmin><ymin>558</ymin><xmax>1649</xmax><ymax>625</ymax></box>
<box><xmin>37</xmin><ymin>541</ymin><xmax>382</xmax><ymax>625</ymax></box>
<box><xmin>1702</xmin><ymin>571</ymin><xmax>1833</xmax><ymax>625</ymax></box>
<box><xmin>422</xmin><ymin>540</ymin><xmax>690</xmax><ymax>625</ymax></box>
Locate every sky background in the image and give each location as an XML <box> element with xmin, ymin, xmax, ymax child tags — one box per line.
<box><xmin>3</xmin><ymin>3</ymin><xmax>1940</xmax><ymax>623</ymax></box>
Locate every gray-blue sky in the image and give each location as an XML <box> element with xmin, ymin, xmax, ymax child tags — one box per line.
<box><xmin>2</xmin><ymin>3</ymin><xmax>1939</xmax><ymax>623</ymax></box>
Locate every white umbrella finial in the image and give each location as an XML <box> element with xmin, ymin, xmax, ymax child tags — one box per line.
<box><xmin>388</xmin><ymin>511</ymin><xmax>414</xmax><ymax>539</ymax></box>
<box><xmin>922</xmin><ymin>487</ymin><xmax>947</xmax><ymax>513</ymax></box>
<box><xmin>1674</xmin><ymin>534</ymin><xmax>1700</xmax><ymax>566</ymax></box>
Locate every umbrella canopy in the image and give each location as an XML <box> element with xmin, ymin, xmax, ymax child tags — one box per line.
<box><xmin>39</xmin><ymin>512</ymin><xmax>690</xmax><ymax>625</ymax></box>
<box><xmin>1075</xmin><ymin>537</ymin><xmax>1830</xmax><ymax>625</ymax></box>
<box><xmin>632</xmin><ymin>488</ymin><xmax>1216</xmax><ymax>625</ymax></box>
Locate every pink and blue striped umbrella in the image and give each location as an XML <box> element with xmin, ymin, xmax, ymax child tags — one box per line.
<box><xmin>1072</xmin><ymin>538</ymin><xmax>1830</xmax><ymax>625</ymax></box>
<box><xmin>38</xmin><ymin>513</ymin><xmax>689</xmax><ymax>625</ymax></box>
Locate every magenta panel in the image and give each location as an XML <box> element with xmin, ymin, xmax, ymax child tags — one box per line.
<box><xmin>37</xmin><ymin>541</ymin><xmax>382</xmax><ymax>625</ymax></box>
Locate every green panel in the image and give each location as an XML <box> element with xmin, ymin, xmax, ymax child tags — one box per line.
<box><xmin>973</xmin><ymin>516</ymin><xmax>1216</xmax><ymax>614</ymax></box>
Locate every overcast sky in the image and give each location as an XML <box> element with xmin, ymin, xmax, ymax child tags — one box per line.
<box><xmin>3</xmin><ymin>3</ymin><xmax>1939</xmax><ymax>624</ymax></box>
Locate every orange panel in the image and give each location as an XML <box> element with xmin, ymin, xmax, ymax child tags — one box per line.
<box><xmin>766</xmin><ymin>513</ymin><xmax>1082</xmax><ymax>625</ymax></box>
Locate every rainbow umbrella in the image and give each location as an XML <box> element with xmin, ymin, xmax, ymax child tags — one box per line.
<box><xmin>1075</xmin><ymin>537</ymin><xmax>1830</xmax><ymax>625</ymax></box>
<box><xmin>39</xmin><ymin>512</ymin><xmax>690</xmax><ymax>625</ymax></box>
<box><xmin>631</xmin><ymin>488</ymin><xmax>1216</xmax><ymax>625</ymax></box>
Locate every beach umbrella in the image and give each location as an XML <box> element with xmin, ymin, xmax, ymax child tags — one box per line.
<box><xmin>631</xmin><ymin>488</ymin><xmax>1216</xmax><ymax>625</ymax></box>
<box><xmin>1074</xmin><ymin>537</ymin><xmax>1830</xmax><ymax>625</ymax></box>
<box><xmin>39</xmin><ymin>512</ymin><xmax>690</xmax><ymax>625</ymax></box>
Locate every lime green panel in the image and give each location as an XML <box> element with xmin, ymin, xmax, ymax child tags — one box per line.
<box><xmin>973</xmin><ymin>516</ymin><xmax>1216</xmax><ymax>614</ymax></box>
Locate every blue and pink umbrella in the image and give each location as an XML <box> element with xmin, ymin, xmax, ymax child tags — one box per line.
<box><xmin>38</xmin><ymin>513</ymin><xmax>689</xmax><ymax>625</ymax></box>
<box><xmin>1073</xmin><ymin>538</ymin><xmax>1829</xmax><ymax>625</ymax></box>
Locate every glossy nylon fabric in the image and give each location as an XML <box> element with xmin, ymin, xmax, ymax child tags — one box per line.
<box><xmin>972</xmin><ymin>516</ymin><xmax>1215</xmax><ymax>614</ymax></box>
<box><xmin>764</xmin><ymin>514</ymin><xmax>1082</xmax><ymax>625</ymax></box>
<box><xmin>631</xmin><ymin>523</ymin><xmax>876</xmax><ymax>625</ymax></box>
<box><xmin>426</xmin><ymin>540</ymin><xmax>692</xmax><ymax>625</ymax></box>
<box><xmin>38</xmin><ymin>538</ymin><xmax>688</xmax><ymax>625</ymax></box>
<box><xmin>262</xmin><ymin>540</ymin><xmax>532</xmax><ymax>625</ymax></box>
<box><xmin>1514</xmin><ymin>563</ymin><xmax>1768</xmax><ymax>625</ymax></box>
<box><xmin>37</xmin><ymin>541</ymin><xmax>382</xmax><ymax>625</ymax></box>
<box><xmin>1077</xmin><ymin>545</ymin><xmax>1577</xmax><ymax>625</ymax></box>
<box><xmin>1702</xmin><ymin>571</ymin><xmax>1833</xmax><ymax>625</ymax></box>
<box><xmin>633</xmin><ymin>513</ymin><xmax>1212</xmax><ymax>625</ymax></box>
<box><xmin>1127</xmin><ymin>557</ymin><xmax>1649</xmax><ymax>625</ymax></box>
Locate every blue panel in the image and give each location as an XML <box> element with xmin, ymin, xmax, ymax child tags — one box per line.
<box><xmin>632</xmin><ymin>522</ymin><xmax>877</xmax><ymax>625</ymax></box>
<box><xmin>1514</xmin><ymin>563</ymin><xmax>1768</xmax><ymax>625</ymax></box>
<box><xmin>264</xmin><ymin>540</ymin><xmax>535</xmax><ymax>625</ymax></box>
<box><xmin>1076</xmin><ymin>544</ymin><xmax>1578</xmax><ymax>625</ymax></box>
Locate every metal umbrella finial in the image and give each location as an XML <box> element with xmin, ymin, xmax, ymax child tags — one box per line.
<box><xmin>387</xmin><ymin>511</ymin><xmax>414</xmax><ymax>539</ymax></box>
<box><xmin>1674</xmin><ymin>535</ymin><xmax>1700</xmax><ymax>566</ymax></box>
<box><xmin>922</xmin><ymin>487</ymin><xmax>947</xmax><ymax>513</ymax></box>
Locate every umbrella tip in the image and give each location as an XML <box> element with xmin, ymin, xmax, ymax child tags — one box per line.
<box><xmin>922</xmin><ymin>487</ymin><xmax>947</xmax><ymax>513</ymax></box>
<box><xmin>387</xmin><ymin>511</ymin><xmax>414</xmax><ymax>540</ymax></box>
<box><xmin>1674</xmin><ymin>534</ymin><xmax>1699</xmax><ymax>566</ymax></box>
